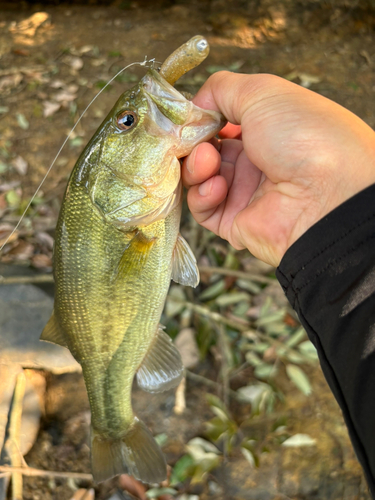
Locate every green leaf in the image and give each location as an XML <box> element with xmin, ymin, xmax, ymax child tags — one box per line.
<box><xmin>206</xmin><ymin>394</ymin><xmax>230</xmax><ymax>419</ymax></box>
<box><xmin>282</xmin><ymin>433</ymin><xmax>316</xmax><ymax>447</ymax></box>
<box><xmin>0</xmin><ymin>106</ymin><xmax>9</xmax><ymax>114</ymax></box>
<box><xmin>286</xmin><ymin>365</ymin><xmax>312</xmax><ymax>395</ymax></box>
<box><xmin>154</xmin><ymin>433</ymin><xmax>168</xmax><ymax>447</ymax></box>
<box><xmin>232</xmin><ymin>300</ymin><xmax>250</xmax><ymax>317</ymax></box>
<box><xmin>298</xmin><ymin>340</ymin><xmax>319</xmax><ymax>361</ymax></box>
<box><xmin>215</xmin><ymin>292</ymin><xmax>250</xmax><ymax>307</ymax></box>
<box><xmin>285</xmin><ymin>351</ymin><xmax>305</xmax><ymax>364</ymax></box>
<box><xmin>256</xmin><ymin>309</ymin><xmax>286</xmax><ymax>327</ymax></box>
<box><xmin>245</xmin><ymin>351</ymin><xmax>263</xmax><ymax>367</ymax></box>
<box><xmin>5</xmin><ymin>190</ymin><xmax>21</xmax><ymax>208</ymax></box>
<box><xmin>0</xmin><ymin>161</ymin><xmax>8</xmax><ymax>174</ymax></box>
<box><xmin>16</xmin><ymin>113</ymin><xmax>29</xmax><ymax>130</ymax></box>
<box><xmin>285</xmin><ymin>326</ymin><xmax>306</xmax><ymax>347</ymax></box>
<box><xmin>199</xmin><ymin>279</ymin><xmax>226</xmax><ymax>300</ymax></box>
<box><xmin>236</xmin><ymin>278</ymin><xmax>261</xmax><ymax>294</ymax></box>
<box><xmin>170</xmin><ymin>454</ymin><xmax>194</xmax><ymax>485</ymax></box>
<box><xmin>69</xmin><ymin>136</ymin><xmax>84</xmax><ymax>148</ymax></box>
<box><xmin>254</xmin><ymin>363</ymin><xmax>277</xmax><ymax>380</ymax></box>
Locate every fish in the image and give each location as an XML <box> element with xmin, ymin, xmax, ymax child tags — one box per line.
<box><xmin>40</xmin><ymin>36</ymin><xmax>226</xmax><ymax>484</ymax></box>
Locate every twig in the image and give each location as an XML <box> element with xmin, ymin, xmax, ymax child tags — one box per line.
<box><xmin>198</xmin><ymin>266</ymin><xmax>275</xmax><ymax>285</ymax></box>
<box><xmin>7</xmin><ymin>372</ymin><xmax>26</xmax><ymax>500</ymax></box>
<box><xmin>0</xmin><ymin>275</ymin><xmax>54</xmax><ymax>285</ymax></box>
<box><xmin>173</xmin><ymin>377</ymin><xmax>186</xmax><ymax>415</ymax></box>
<box><xmin>185</xmin><ymin>370</ymin><xmax>239</xmax><ymax>400</ymax></box>
<box><xmin>175</xmin><ymin>299</ymin><xmax>312</xmax><ymax>363</ymax></box>
<box><xmin>0</xmin><ymin>466</ymin><xmax>92</xmax><ymax>481</ymax></box>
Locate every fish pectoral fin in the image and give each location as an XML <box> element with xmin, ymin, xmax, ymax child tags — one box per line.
<box><xmin>137</xmin><ymin>325</ymin><xmax>183</xmax><ymax>393</ymax></box>
<box><xmin>171</xmin><ymin>233</ymin><xmax>200</xmax><ymax>288</ymax></box>
<box><xmin>91</xmin><ymin>418</ymin><xmax>166</xmax><ymax>484</ymax></box>
<box><xmin>40</xmin><ymin>311</ymin><xmax>68</xmax><ymax>348</ymax></box>
<box><xmin>117</xmin><ymin>231</ymin><xmax>157</xmax><ymax>279</ymax></box>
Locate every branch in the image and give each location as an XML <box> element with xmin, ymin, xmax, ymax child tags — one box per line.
<box><xmin>0</xmin><ymin>466</ymin><xmax>92</xmax><ymax>480</ymax></box>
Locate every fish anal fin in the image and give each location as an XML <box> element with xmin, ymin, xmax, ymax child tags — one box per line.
<box><xmin>91</xmin><ymin>418</ymin><xmax>166</xmax><ymax>484</ymax></box>
<box><xmin>171</xmin><ymin>233</ymin><xmax>200</xmax><ymax>288</ymax></box>
<box><xmin>137</xmin><ymin>325</ymin><xmax>183</xmax><ymax>393</ymax></box>
<box><xmin>118</xmin><ymin>231</ymin><xmax>157</xmax><ymax>279</ymax></box>
<box><xmin>40</xmin><ymin>311</ymin><xmax>68</xmax><ymax>348</ymax></box>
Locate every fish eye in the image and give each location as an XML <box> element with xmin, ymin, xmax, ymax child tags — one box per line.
<box><xmin>116</xmin><ymin>110</ymin><xmax>138</xmax><ymax>131</ymax></box>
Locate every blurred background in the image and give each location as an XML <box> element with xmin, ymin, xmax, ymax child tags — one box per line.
<box><xmin>0</xmin><ymin>1</ymin><xmax>374</xmax><ymax>499</ymax></box>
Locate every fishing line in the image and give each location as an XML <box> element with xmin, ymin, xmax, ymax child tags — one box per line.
<box><xmin>0</xmin><ymin>57</ymin><xmax>155</xmax><ymax>253</ymax></box>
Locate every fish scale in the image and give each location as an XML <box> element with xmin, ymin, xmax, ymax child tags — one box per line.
<box><xmin>41</xmin><ymin>36</ymin><xmax>226</xmax><ymax>483</ymax></box>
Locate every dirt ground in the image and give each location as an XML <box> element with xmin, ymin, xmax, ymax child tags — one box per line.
<box><xmin>0</xmin><ymin>0</ymin><xmax>375</xmax><ymax>499</ymax></box>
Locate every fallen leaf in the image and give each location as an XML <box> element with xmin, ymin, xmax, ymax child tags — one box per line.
<box><xmin>9</xmin><ymin>12</ymin><xmax>50</xmax><ymax>37</ymax></box>
<box><xmin>5</xmin><ymin>189</ymin><xmax>21</xmax><ymax>208</ymax></box>
<box><xmin>35</xmin><ymin>231</ymin><xmax>54</xmax><ymax>249</ymax></box>
<box><xmin>31</xmin><ymin>254</ymin><xmax>53</xmax><ymax>271</ymax></box>
<box><xmin>7</xmin><ymin>240</ymin><xmax>34</xmax><ymax>261</ymax></box>
<box><xmin>64</xmin><ymin>55</ymin><xmax>84</xmax><ymax>71</ymax></box>
<box><xmin>50</xmin><ymin>80</ymin><xmax>65</xmax><ymax>89</ymax></box>
<box><xmin>119</xmin><ymin>474</ymin><xmax>147</xmax><ymax>500</ymax></box>
<box><xmin>16</xmin><ymin>113</ymin><xmax>29</xmax><ymax>130</ymax></box>
<box><xmin>0</xmin><ymin>181</ymin><xmax>21</xmax><ymax>193</ymax></box>
<box><xmin>175</xmin><ymin>328</ymin><xmax>199</xmax><ymax>369</ymax></box>
<box><xmin>54</xmin><ymin>90</ymin><xmax>77</xmax><ymax>103</ymax></box>
<box><xmin>43</xmin><ymin>100</ymin><xmax>61</xmax><ymax>117</ymax></box>
<box><xmin>11</xmin><ymin>156</ymin><xmax>28</xmax><ymax>175</ymax></box>
<box><xmin>0</xmin><ymin>73</ymin><xmax>22</xmax><ymax>92</ymax></box>
<box><xmin>282</xmin><ymin>434</ymin><xmax>316</xmax><ymax>447</ymax></box>
<box><xmin>0</xmin><ymin>224</ymin><xmax>17</xmax><ymax>246</ymax></box>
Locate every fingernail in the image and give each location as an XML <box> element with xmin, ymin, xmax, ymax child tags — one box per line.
<box><xmin>198</xmin><ymin>178</ymin><xmax>213</xmax><ymax>197</ymax></box>
<box><xmin>186</xmin><ymin>147</ymin><xmax>197</xmax><ymax>174</ymax></box>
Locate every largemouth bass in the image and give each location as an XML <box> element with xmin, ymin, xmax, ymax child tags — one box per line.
<box><xmin>41</xmin><ymin>36</ymin><xmax>225</xmax><ymax>484</ymax></box>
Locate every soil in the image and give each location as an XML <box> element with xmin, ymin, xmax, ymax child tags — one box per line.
<box><xmin>0</xmin><ymin>0</ymin><xmax>375</xmax><ymax>499</ymax></box>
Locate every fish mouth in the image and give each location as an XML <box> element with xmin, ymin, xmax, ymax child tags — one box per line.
<box><xmin>142</xmin><ymin>69</ymin><xmax>226</xmax><ymax>157</ymax></box>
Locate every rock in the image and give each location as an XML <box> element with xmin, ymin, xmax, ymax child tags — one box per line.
<box><xmin>0</xmin><ymin>265</ymin><xmax>79</xmax><ymax>374</ymax></box>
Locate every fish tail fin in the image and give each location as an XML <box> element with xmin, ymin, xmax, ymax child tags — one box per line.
<box><xmin>91</xmin><ymin>418</ymin><xmax>167</xmax><ymax>484</ymax></box>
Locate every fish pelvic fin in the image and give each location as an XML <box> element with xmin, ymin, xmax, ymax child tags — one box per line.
<box><xmin>117</xmin><ymin>230</ymin><xmax>157</xmax><ymax>279</ymax></box>
<box><xmin>137</xmin><ymin>325</ymin><xmax>183</xmax><ymax>393</ymax></box>
<box><xmin>40</xmin><ymin>311</ymin><xmax>68</xmax><ymax>348</ymax></box>
<box><xmin>171</xmin><ymin>233</ymin><xmax>200</xmax><ymax>288</ymax></box>
<box><xmin>91</xmin><ymin>418</ymin><xmax>166</xmax><ymax>484</ymax></box>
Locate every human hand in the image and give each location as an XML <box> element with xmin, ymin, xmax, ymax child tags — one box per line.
<box><xmin>182</xmin><ymin>71</ymin><xmax>375</xmax><ymax>267</ymax></box>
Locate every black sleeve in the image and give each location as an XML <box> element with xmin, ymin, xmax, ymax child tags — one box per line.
<box><xmin>276</xmin><ymin>183</ymin><xmax>375</xmax><ymax>498</ymax></box>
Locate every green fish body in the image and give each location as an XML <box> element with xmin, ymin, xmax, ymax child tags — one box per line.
<box><xmin>41</xmin><ymin>39</ymin><xmax>225</xmax><ymax>484</ymax></box>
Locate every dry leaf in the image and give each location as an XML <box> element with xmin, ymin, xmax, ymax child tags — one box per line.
<box><xmin>11</xmin><ymin>156</ymin><xmax>28</xmax><ymax>176</ymax></box>
<box><xmin>7</xmin><ymin>240</ymin><xmax>34</xmax><ymax>261</ymax></box>
<box><xmin>9</xmin><ymin>12</ymin><xmax>50</xmax><ymax>37</ymax></box>
<box><xmin>0</xmin><ymin>73</ymin><xmax>22</xmax><ymax>91</ymax></box>
<box><xmin>175</xmin><ymin>328</ymin><xmax>199</xmax><ymax>369</ymax></box>
<box><xmin>65</xmin><ymin>56</ymin><xmax>84</xmax><ymax>71</ymax></box>
<box><xmin>0</xmin><ymin>224</ymin><xmax>17</xmax><ymax>246</ymax></box>
<box><xmin>54</xmin><ymin>90</ymin><xmax>77</xmax><ymax>103</ymax></box>
<box><xmin>31</xmin><ymin>254</ymin><xmax>53</xmax><ymax>271</ymax></box>
<box><xmin>0</xmin><ymin>181</ymin><xmax>20</xmax><ymax>193</ymax></box>
<box><xmin>35</xmin><ymin>231</ymin><xmax>54</xmax><ymax>249</ymax></box>
<box><xmin>50</xmin><ymin>80</ymin><xmax>65</xmax><ymax>89</ymax></box>
<box><xmin>43</xmin><ymin>100</ymin><xmax>61</xmax><ymax>117</ymax></box>
<box><xmin>119</xmin><ymin>474</ymin><xmax>147</xmax><ymax>500</ymax></box>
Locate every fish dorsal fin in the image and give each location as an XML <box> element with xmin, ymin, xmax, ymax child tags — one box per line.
<box><xmin>117</xmin><ymin>231</ymin><xmax>156</xmax><ymax>279</ymax></box>
<box><xmin>40</xmin><ymin>311</ymin><xmax>68</xmax><ymax>348</ymax></box>
<box><xmin>171</xmin><ymin>233</ymin><xmax>200</xmax><ymax>288</ymax></box>
<box><xmin>137</xmin><ymin>325</ymin><xmax>183</xmax><ymax>393</ymax></box>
